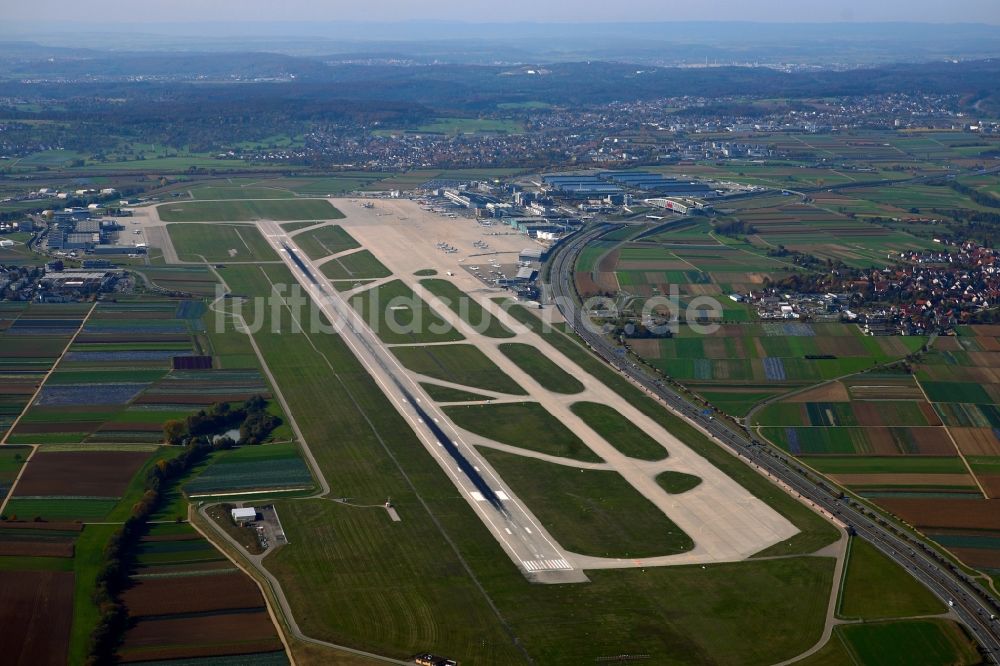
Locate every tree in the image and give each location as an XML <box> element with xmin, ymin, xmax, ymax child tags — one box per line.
<box><xmin>163</xmin><ymin>419</ymin><xmax>186</xmax><ymax>445</ymax></box>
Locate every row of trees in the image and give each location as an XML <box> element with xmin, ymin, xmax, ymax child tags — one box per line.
<box><xmin>162</xmin><ymin>395</ymin><xmax>281</xmax><ymax>446</ymax></box>
<box><xmin>87</xmin><ymin>434</ymin><xmax>235</xmax><ymax>664</ymax></box>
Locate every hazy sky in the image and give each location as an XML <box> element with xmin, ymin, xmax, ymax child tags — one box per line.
<box><xmin>6</xmin><ymin>0</ymin><xmax>1000</xmax><ymax>24</ymax></box>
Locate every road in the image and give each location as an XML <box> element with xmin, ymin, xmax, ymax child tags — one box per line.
<box><xmin>256</xmin><ymin>219</ymin><xmax>584</xmax><ymax>583</ymax></box>
<box><xmin>548</xmin><ymin>223</ymin><xmax>1000</xmax><ymax>661</ymax></box>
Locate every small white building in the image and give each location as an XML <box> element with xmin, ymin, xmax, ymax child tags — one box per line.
<box><xmin>231</xmin><ymin>507</ymin><xmax>256</xmax><ymax>524</ymax></box>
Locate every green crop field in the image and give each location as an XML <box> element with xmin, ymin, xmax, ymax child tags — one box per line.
<box><xmin>391</xmin><ymin>344</ymin><xmax>525</xmax><ymax>395</ymax></box>
<box><xmin>184</xmin><ymin>443</ymin><xmax>314</xmax><ymax>495</ymax></box>
<box><xmin>806</xmin><ymin>456</ymin><xmax>966</xmax><ymax>475</ymax></box>
<box><xmin>446</xmin><ymin>402</ymin><xmax>602</xmax><ymax>462</ymax></box>
<box><xmin>319</xmin><ymin>250</ymin><xmax>391</xmax><ymax>280</ymax></box>
<box><xmin>419</xmin><ymin>280</ymin><xmax>515</xmax><ymax>339</ymax></box>
<box><xmin>167</xmin><ymin>223</ymin><xmax>279</xmax><ymax>262</ymax></box>
<box><xmin>292</xmin><ymin>224</ymin><xmax>360</xmax><ymax>259</ymax></box>
<box><xmin>158</xmin><ymin>198</ymin><xmax>342</xmax><ymax>222</ymax></box>
<box><xmin>570</xmin><ymin>401</ymin><xmax>668</xmax><ymax>460</ymax></box>
<box><xmin>798</xmin><ymin>619</ymin><xmax>979</xmax><ymax>666</ymax></box>
<box><xmin>0</xmin><ymin>446</ymin><xmax>29</xmax><ymax>502</ymax></box>
<box><xmin>351</xmin><ymin>280</ymin><xmax>465</xmax><ymax>344</ymax></box>
<box><xmin>838</xmin><ymin>538</ymin><xmax>945</xmax><ymax>620</ymax></box>
<box><xmin>3</xmin><ymin>497</ymin><xmax>118</xmax><ymax>521</ymax></box>
<box><xmin>838</xmin><ymin>619</ymin><xmax>980</xmax><ymax>666</ymax></box>
<box><xmin>499</xmin><ymin>343</ymin><xmax>584</xmax><ymax>394</ymax></box>
<box><xmin>480</xmin><ymin>448</ymin><xmax>693</xmax><ymax>558</ymax></box>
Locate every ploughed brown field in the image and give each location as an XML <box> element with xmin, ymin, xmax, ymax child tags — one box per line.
<box><xmin>948</xmin><ymin>547</ymin><xmax>1000</xmax><ymax>569</ymax></box>
<box><xmin>0</xmin><ymin>384</ymin><xmax>38</xmax><ymax>395</ymax></box>
<box><xmin>575</xmin><ymin>272</ymin><xmax>600</xmax><ymax>297</ymax></box>
<box><xmin>118</xmin><ymin>612</ymin><xmax>283</xmax><ymax>663</ymax></box>
<box><xmin>0</xmin><ymin>521</ymin><xmax>83</xmax><ymax>532</ymax></box>
<box><xmin>14</xmin><ymin>421</ymin><xmax>104</xmax><ymax>434</ymax></box>
<box><xmin>122</xmin><ymin>572</ymin><xmax>265</xmax><ymax>617</ymax></box>
<box><xmin>879</xmin><ymin>498</ymin><xmax>1000</xmax><ymax>530</ymax></box>
<box><xmin>952</xmin><ymin>428</ymin><xmax>1000</xmax><ymax>457</ymax></box>
<box><xmin>0</xmin><ymin>540</ymin><xmax>74</xmax><ymax>557</ymax></box>
<box><xmin>13</xmin><ymin>450</ymin><xmax>150</xmax><ymax>497</ymax></box>
<box><xmin>0</xmin><ymin>570</ymin><xmax>74</xmax><ymax>666</ymax></box>
<box><xmin>97</xmin><ymin>422</ymin><xmax>163</xmax><ymax>432</ymax></box>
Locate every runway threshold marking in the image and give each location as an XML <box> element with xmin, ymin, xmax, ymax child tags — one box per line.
<box><xmin>522</xmin><ymin>559</ymin><xmax>572</xmax><ymax>571</ymax></box>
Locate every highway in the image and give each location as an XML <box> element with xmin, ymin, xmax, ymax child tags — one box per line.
<box><xmin>548</xmin><ymin>222</ymin><xmax>1000</xmax><ymax>661</ymax></box>
<box><xmin>257</xmin><ymin>220</ymin><xmax>584</xmax><ymax>583</ymax></box>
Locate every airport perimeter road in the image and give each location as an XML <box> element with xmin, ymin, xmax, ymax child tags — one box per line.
<box><xmin>256</xmin><ymin>220</ymin><xmax>584</xmax><ymax>583</ymax></box>
<box><xmin>549</xmin><ymin>224</ymin><xmax>1000</xmax><ymax>661</ymax></box>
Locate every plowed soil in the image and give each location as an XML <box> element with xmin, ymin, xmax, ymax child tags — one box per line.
<box><xmin>0</xmin><ymin>570</ymin><xmax>74</xmax><ymax>666</ymax></box>
<box><xmin>13</xmin><ymin>451</ymin><xmax>150</xmax><ymax>497</ymax></box>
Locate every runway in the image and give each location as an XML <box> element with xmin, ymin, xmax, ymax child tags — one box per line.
<box><xmin>257</xmin><ymin>219</ymin><xmax>586</xmax><ymax>583</ymax></box>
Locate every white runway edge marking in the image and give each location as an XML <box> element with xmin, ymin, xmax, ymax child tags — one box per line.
<box><xmin>522</xmin><ymin>559</ymin><xmax>572</xmax><ymax>571</ymax></box>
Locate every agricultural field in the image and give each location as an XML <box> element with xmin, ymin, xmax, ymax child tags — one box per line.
<box><xmin>723</xmin><ymin>202</ymin><xmax>939</xmax><ymax>268</ymax></box>
<box><xmin>118</xmin><ymin>522</ymin><xmax>287</xmax><ymax>664</ymax></box>
<box><xmin>634</xmin><ymin>322</ymin><xmax>926</xmax><ymax>418</ymax></box>
<box><xmin>0</xmin><ymin>570</ymin><xmax>75</xmax><ymax>665</ymax></box>
<box><xmin>391</xmin><ymin>344</ymin><xmax>526</xmax><ymax>395</ymax></box>
<box><xmin>167</xmin><ymin>223</ymin><xmax>279</xmax><ymax>262</ymax></box>
<box><xmin>0</xmin><ymin>302</ymin><xmax>88</xmax><ymax>440</ymax></box>
<box><xmin>157</xmin><ymin>198</ymin><xmax>342</xmax><ymax>222</ymax></box>
<box><xmin>2</xmin><ymin>299</ymin><xmax>289</xmax><ymax>447</ymax></box>
<box><xmin>754</xmin><ymin>326</ymin><xmax>1000</xmax><ymax>586</ymax></box>
<box><xmin>4</xmin><ymin>450</ymin><xmax>151</xmax><ymax>522</ymax></box>
<box><xmin>184</xmin><ymin>443</ymin><xmax>314</xmax><ymax>497</ymax></box>
<box><xmin>0</xmin><ymin>446</ymin><xmax>29</xmax><ymax>504</ymax></box>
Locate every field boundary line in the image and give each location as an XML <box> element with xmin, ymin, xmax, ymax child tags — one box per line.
<box><xmin>0</xmin><ymin>444</ymin><xmax>37</xmax><ymax>516</ymax></box>
<box><xmin>1</xmin><ymin>300</ymin><xmax>97</xmax><ymax>445</ymax></box>
<box><xmin>912</xmin><ymin>374</ymin><xmax>988</xmax><ymax>499</ymax></box>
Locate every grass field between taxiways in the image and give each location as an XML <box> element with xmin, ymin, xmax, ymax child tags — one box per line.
<box><xmin>167</xmin><ymin>223</ymin><xmax>279</xmax><ymax>262</ymax></box>
<box><xmin>479</xmin><ymin>448</ymin><xmax>693</xmax><ymax>558</ymax></box>
<box><xmin>391</xmin><ymin>344</ymin><xmax>525</xmax><ymax>395</ymax></box>
<box><xmin>499</xmin><ymin>342</ymin><xmax>585</xmax><ymax>394</ymax></box>
<box><xmin>208</xmin><ymin>264</ymin><xmax>839</xmax><ymax>664</ymax></box>
<box><xmin>158</xmin><ymin>198</ymin><xmax>342</xmax><ymax>222</ymax></box>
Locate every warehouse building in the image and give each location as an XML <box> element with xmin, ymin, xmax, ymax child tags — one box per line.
<box><xmin>231</xmin><ymin>507</ymin><xmax>257</xmax><ymax>524</ymax></box>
